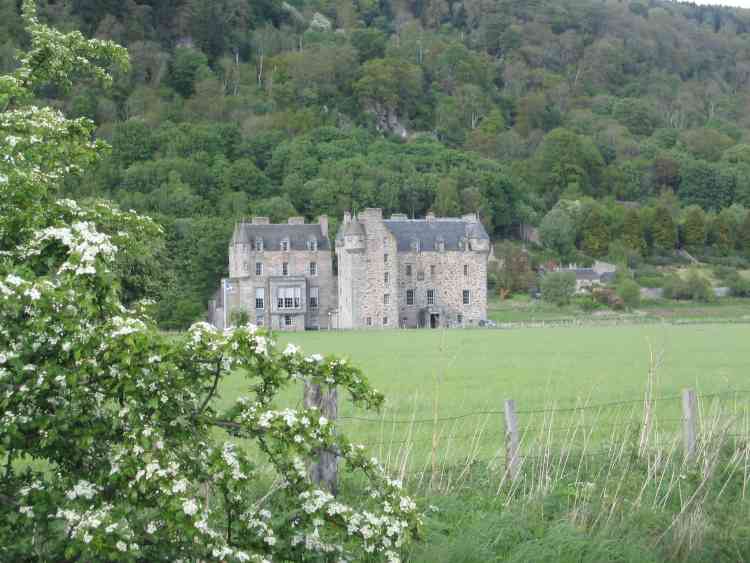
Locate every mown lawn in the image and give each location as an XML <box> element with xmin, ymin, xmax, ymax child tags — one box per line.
<box><xmin>218</xmin><ymin>324</ymin><xmax>750</xmax><ymax>470</ymax></box>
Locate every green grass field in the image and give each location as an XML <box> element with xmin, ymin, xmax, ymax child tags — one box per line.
<box><xmin>218</xmin><ymin>324</ymin><xmax>750</xmax><ymax>474</ymax></box>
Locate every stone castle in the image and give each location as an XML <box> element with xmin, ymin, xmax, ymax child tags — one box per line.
<box><xmin>209</xmin><ymin>209</ymin><xmax>490</xmax><ymax>331</ymax></box>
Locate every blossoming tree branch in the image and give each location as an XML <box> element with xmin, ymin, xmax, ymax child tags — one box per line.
<box><xmin>0</xmin><ymin>3</ymin><xmax>420</xmax><ymax>561</ymax></box>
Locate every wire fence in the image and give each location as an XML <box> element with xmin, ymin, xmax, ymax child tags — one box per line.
<box><xmin>327</xmin><ymin>388</ymin><xmax>750</xmax><ymax>487</ymax></box>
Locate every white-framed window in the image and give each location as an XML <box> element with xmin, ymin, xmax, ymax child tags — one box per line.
<box><xmin>430</xmin><ymin>265</ymin><xmax>436</xmax><ymax>278</ymax></box>
<box><xmin>255</xmin><ymin>237</ymin><xmax>264</xmax><ymax>251</ymax></box>
<box><xmin>384</xmin><ymin>293</ymin><xmax>390</xmax><ymax>306</ymax></box>
<box><xmin>366</xmin><ymin>317</ymin><xmax>372</xmax><ymax>326</ymax></box>
<box><xmin>406</xmin><ymin>264</ymin><xmax>412</xmax><ymax>276</ymax></box>
<box><xmin>383</xmin><ymin>316</ymin><xmax>388</xmax><ymax>326</ymax></box>
<box><xmin>384</xmin><ymin>253</ymin><xmax>389</xmax><ymax>263</ymax></box>
<box><xmin>427</xmin><ymin>289</ymin><xmax>435</xmax><ymax>305</ymax></box>
<box><xmin>255</xmin><ymin>287</ymin><xmax>265</xmax><ymax>310</ymax></box>
<box><xmin>277</xmin><ymin>287</ymin><xmax>301</xmax><ymax>309</ymax></box>
<box><xmin>463</xmin><ymin>264</ymin><xmax>469</xmax><ymax>276</ymax></box>
<box><xmin>255</xmin><ymin>262</ymin><xmax>263</xmax><ymax>276</ymax></box>
<box><xmin>242</xmin><ymin>261</ymin><xmax>249</xmax><ymax>273</ymax></box>
<box><xmin>310</xmin><ymin>287</ymin><xmax>319</xmax><ymax>309</ymax></box>
<box><xmin>282</xmin><ymin>262</ymin><xmax>289</xmax><ymax>276</ymax></box>
<box><xmin>309</xmin><ymin>262</ymin><xmax>317</xmax><ymax>276</ymax></box>
<box><xmin>307</xmin><ymin>239</ymin><xmax>318</xmax><ymax>251</ymax></box>
<box><xmin>281</xmin><ymin>239</ymin><xmax>290</xmax><ymax>251</ymax></box>
<box><xmin>284</xmin><ymin>315</ymin><xmax>294</xmax><ymax>327</ymax></box>
<box><xmin>256</xmin><ymin>315</ymin><xmax>264</xmax><ymax>326</ymax></box>
<box><xmin>436</xmin><ymin>238</ymin><xmax>445</xmax><ymax>252</ymax></box>
<box><xmin>417</xmin><ymin>271</ymin><xmax>424</xmax><ymax>281</ymax></box>
<box><xmin>463</xmin><ymin>289</ymin><xmax>470</xmax><ymax>305</ymax></box>
<box><xmin>384</xmin><ymin>271</ymin><xmax>390</xmax><ymax>285</ymax></box>
<box><xmin>457</xmin><ymin>314</ymin><xmax>463</xmax><ymax>324</ymax></box>
<box><xmin>406</xmin><ymin>289</ymin><xmax>414</xmax><ymax>305</ymax></box>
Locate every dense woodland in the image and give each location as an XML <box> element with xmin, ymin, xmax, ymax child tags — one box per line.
<box><xmin>5</xmin><ymin>0</ymin><xmax>750</xmax><ymax>326</ymax></box>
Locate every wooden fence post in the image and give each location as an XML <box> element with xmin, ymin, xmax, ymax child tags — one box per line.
<box><xmin>504</xmin><ymin>399</ymin><xmax>520</xmax><ymax>483</ymax></box>
<box><xmin>304</xmin><ymin>381</ymin><xmax>338</xmax><ymax>495</ymax></box>
<box><xmin>682</xmin><ymin>388</ymin><xmax>697</xmax><ymax>462</ymax></box>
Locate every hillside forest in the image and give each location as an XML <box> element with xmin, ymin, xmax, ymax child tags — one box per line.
<box><xmin>5</xmin><ymin>0</ymin><xmax>750</xmax><ymax>327</ymax></box>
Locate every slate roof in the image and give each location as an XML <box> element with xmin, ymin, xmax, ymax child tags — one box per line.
<box><xmin>382</xmin><ymin>218</ymin><xmax>489</xmax><ymax>252</ymax></box>
<box><xmin>232</xmin><ymin>223</ymin><xmax>330</xmax><ymax>251</ymax></box>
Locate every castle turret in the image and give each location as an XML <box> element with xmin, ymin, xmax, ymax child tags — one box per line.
<box><xmin>343</xmin><ymin>217</ymin><xmax>365</xmax><ymax>252</ymax></box>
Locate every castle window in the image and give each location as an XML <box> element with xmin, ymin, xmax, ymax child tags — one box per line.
<box><xmin>406</xmin><ymin>289</ymin><xmax>414</xmax><ymax>305</ymax></box>
<box><xmin>463</xmin><ymin>264</ymin><xmax>469</xmax><ymax>276</ymax></box>
<box><xmin>282</xmin><ymin>262</ymin><xmax>289</xmax><ymax>276</ymax></box>
<box><xmin>255</xmin><ymin>238</ymin><xmax>264</xmax><ymax>251</ymax></box>
<box><xmin>411</xmin><ymin>238</ymin><xmax>420</xmax><ymax>253</ymax></box>
<box><xmin>280</xmin><ymin>239</ymin><xmax>289</xmax><ymax>251</ymax></box>
<box><xmin>430</xmin><ymin>265</ymin><xmax>436</xmax><ymax>278</ymax></box>
<box><xmin>383</xmin><ymin>316</ymin><xmax>388</xmax><ymax>326</ymax></box>
<box><xmin>384</xmin><ymin>253</ymin><xmax>389</xmax><ymax>263</ymax></box>
<box><xmin>309</xmin><ymin>262</ymin><xmax>318</xmax><ymax>276</ymax></box>
<box><xmin>255</xmin><ymin>288</ymin><xmax>265</xmax><ymax>310</ymax></box>
<box><xmin>406</xmin><ymin>264</ymin><xmax>412</xmax><ymax>276</ymax></box>
<box><xmin>256</xmin><ymin>315</ymin><xmax>264</xmax><ymax>326</ymax></box>
<box><xmin>277</xmin><ymin>287</ymin><xmax>301</xmax><ymax>309</ymax></box>
<box><xmin>417</xmin><ymin>271</ymin><xmax>424</xmax><ymax>281</ymax></box>
<box><xmin>457</xmin><ymin>314</ymin><xmax>463</xmax><ymax>324</ymax></box>
<box><xmin>310</xmin><ymin>287</ymin><xmax>319</xmax><ymax>309</ymax></box>
<box><xmin>436</xmin><ymin>238</ymin><xmax>445</xmax><ymax>252</ymax></box>
<box><xmin>256</xmin><ymin>262</ymin><xmax>263</xmax><ymax>276</ymax></box>
<box><xmin>427</xmin><ymin>289</ymin><xmax>435</xmax><ymax>305</ymax></box>
<box><xmin>243</xmin><ymin>261</ymin><xmax>249</xmax><ymax>273</ymax></box>
<box><xmin>366</xmin><ymin>317</ymin><xmax>372</xmax><ymax>326</ymax></box>
<box><xmin>463</xmin><ymin>290</ymin><xmax>471</xmax><ymax>305</ymax></box>
<box><xmin>384</xmin><ymin>293</ymin><xmax>390</xmax><ymax>306</ymax></box>
<box><xmin>307</xmin><ymin>239</ymin><xmax>318</xmax><ymax>251</ymax></box>
<box><xmin>384</xmin><ymin>272</ymin><xmax>390</xmax><ymax>285</ymax></box>
<box><xmin>284</xmin><ymin>315</ymin><xmax>294</xmax><ymax>327</ymax></box>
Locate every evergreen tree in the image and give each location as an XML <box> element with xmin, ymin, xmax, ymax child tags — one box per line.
<box><xmin>652</xmin><ymin>205</ymin><xmax>677</xmax><ymax>253</ymax></box>
<box><xmin>581</xmin><ymin>205</ymin><xmax>610</xmax><ymax>257</ymax></box>
<box><xmin>739</xmin><ymin>211</ymin><xmax>750</xmax><ymax>257</ymax></box>
<box><xmin>622</xmin><ymin>207</ymin><xmax>645</xmax><ymax>255</ymax></box>
<box><xmin>682</xmin><ymin>205</ymin><xmax>706</xmax><ymax>251</ymax></box>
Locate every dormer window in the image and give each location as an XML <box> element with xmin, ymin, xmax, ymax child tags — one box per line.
<box><xmin>307</xmin><ymin>239</ymin><xmax>318</xmax><ymax>251</ymax></box>
<box><xmin>255</xmin><ymin>237</ymin><xmax>264</xmax><ymax>252</ymax></box>
<box><xmin>436</xmin><ymin>237</ymin><xmax>445</xmax><ymax>252</ymax></box>
<box><xmin>410</xmin><ymin>238</ymin><xmax>420</xmax><ymax>253</ymax></box>
<box><xmin>280</xmin><ymin>238</ymin><xmax>290</xmax><ymax>251</ymax></box>
<box><xmin>458</xmin><ymin>237</ymin><xmax>467</xmax><ymax>251</ymax></box>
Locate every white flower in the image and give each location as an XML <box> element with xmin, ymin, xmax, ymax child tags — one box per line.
<box><xmin>172</xmin><ymin>479</ymin><xmax>188</xmax><ymax>494</ymax></box>
<box><xmin>319</xmin><ymin>416</ymin><xmax>328</xmax><ymax>427</ymax></box>
<box><xmin>182</xmin><ymin>498</ymin><xmax>199</xmax><ymax>516</ymax></box>
<box><xmin>264</xmin><ymin>535</ymin><xmax>276</xmax><ymax>546</ymax></box>
<box><xmin>309</xmin><ymin>353</ymin><xmax>324</xmax><ymax>363</ymax></box>
<box><xmin>116</xmin><ymin>541</ymin><xmax>128</xmax><ymax>552</ymax></box>
<box><xmin>283</xmin><ymin>343</ymin><xmax>300</xmax><ymax>357</ymax></box>
<box><xmin>83</xmin><ymin>533</ymin><xmax>93</xmax><ymax>544</ymax></box>
<box><xmin>146</xmin><ymin>521</ymin><xmax>158</xmax><ymax>534</ymax></box>
<box><xmin>0</xmin><ymin>354</ymin><xmax>5</xmax><ymax>364</ymax></box>
<box><xmin>19</xmin><ymin>506</ymin><xmax>33</xmax><ymax>518</ymax></box>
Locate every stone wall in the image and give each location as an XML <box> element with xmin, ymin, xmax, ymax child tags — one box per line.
<box><xmin>227</xmin><ymin>246</ymin><xmax>335</xmax><ymax>330</ymax></box>
<box><xmin>395</xmin><ymin>250</ymin><xmax>487</xmax><ymax>328</ymax></box>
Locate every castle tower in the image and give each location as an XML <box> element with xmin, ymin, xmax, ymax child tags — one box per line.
<box><xmin>335</xmin><ymin>213</ymin><xmax>366</xmax><ymax>329</ymax></box>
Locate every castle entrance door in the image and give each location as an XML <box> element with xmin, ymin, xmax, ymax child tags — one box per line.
<box><xmin>430</xmin><ymin>313</ymin><xmax>440</xmax><ymax>329</ymax></box>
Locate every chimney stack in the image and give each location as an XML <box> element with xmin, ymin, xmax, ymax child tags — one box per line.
<box><xmin>252</xmin><ymin>217</ymin><xmax>270</xmax><ymax>225</ymax></box>
<box><xmin>287</xmin><ymin>217</ymin><xmax>305</xmax><ymax>225</ymax></box>
<box><xmin>343</xmin><ymin>211</ymin><xmax>352</xmax><ymax>224</ymax></box>
<box><xmin>318</xmin><ymin>215</ymin><xmax>329</xmax><ymax>237</ymax></box>
<box><xmin>426</xmin><ymin>212</ymin><xmax>435</xmax><ymax>223</ymax></box>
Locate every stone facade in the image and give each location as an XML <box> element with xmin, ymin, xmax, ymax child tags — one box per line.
<box><xmin>213</xmin><ymin>216</ymin><xmax>335</xmax><ymax>331</ymax></box>
<box><xmin>210</xmin><ymin>210</ymin><xmax>490</xmax><ymax>331</ymax></box>
<box><xmin>335</xmin><ymin>209</ymin><xmax>490</xmax><ymax>329</ymax></box>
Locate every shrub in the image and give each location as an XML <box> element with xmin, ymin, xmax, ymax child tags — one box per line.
<box><xmin>541</xmin><ymin>271</ymin><xmax>576</xmax><ymax>306</ymax></box>
<box><xmin>663</xmin><ymin>271</ymin><xmax>714</xmax><ymax>301</ymax></box>
<box><xmin>617</xmin><ymin>279</ymin><xmax>641</xmax><ymax>309</ymax></box>
<box><xmin>729</xmin><ymin>274</ymin><xmax>750</xmax><ymax>297</ymax></box>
